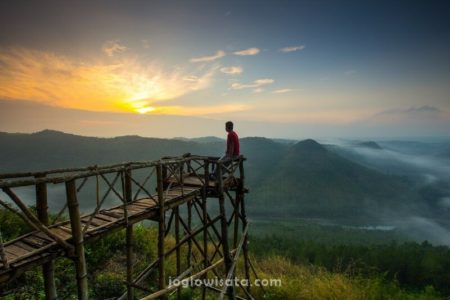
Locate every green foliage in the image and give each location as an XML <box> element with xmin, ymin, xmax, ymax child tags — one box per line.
<box><xmin>92</xmin><ymin>272</ymin><xmax>125</xmax><ymax>299</ymax></box>
<box><xmin>0</xmin><ymin>206</ymin><xmax>32</xmax><ymax>240</ymax></box>
<box><xmin>1</xmin><ymin>270</ymin><xmax>45</xmax><ymax>300</ymax></box>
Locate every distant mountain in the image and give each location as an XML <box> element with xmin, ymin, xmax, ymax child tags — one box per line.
<box><xmin>172</xmin><ymin>136</ymin><xmax>224</xmax><ymax>143</ymax></box>
<box><xmin>270</xmin><ymin>138</ymin><xmax>298</xmax><ymax>144</ymax></box>
<box><xmin>356</xmin><ymin>141</ymin><xmax>383</xmax><ymax>150</ymax></box>
<box><xmin>0</xmin><ymin>130</ymin><xmax>434</xmax><ymax>224</ymax></box>
<box><xmin>0</xmin><ymin>130</ymin><xmax>220</xmax><ymax>172</ymax></box>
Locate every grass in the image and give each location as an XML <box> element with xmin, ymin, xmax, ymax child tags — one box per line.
<box><xmin>250</xmin><ymin>256</ymin><xmax>442</xmax><ymax>300</ymax></box>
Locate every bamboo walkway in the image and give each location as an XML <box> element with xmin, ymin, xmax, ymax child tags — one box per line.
<box><xmin>0</xmin><ymin>155</ymin><xmax>256</xmax><ymax>299</ymax></box>
<box><xmin>0</xmin><ymin>186</ymin><xmax>199</xmax><ymax>281</ymax></box>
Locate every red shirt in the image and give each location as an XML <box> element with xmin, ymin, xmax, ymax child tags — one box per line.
<box><xmin>226</xmin><ymin>131</ymin><xmax>240</xmax><ymax>156</ymax></box>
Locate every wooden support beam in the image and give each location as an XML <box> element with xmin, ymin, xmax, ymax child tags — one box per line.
<box><xmin>239</xmin><ymin>159</ymin><xmax>251</xmax><ymax>296</ymax></box>
<box><xmin>36</xmin><ymin>175</ymin><xmax>57</xmax><ymax>300</ymax></box>
<box><xmin>202</xmin><ymin>161</ymin><xmax>209</xmax><ymax>300</ymax></box>
<box><xmin>156</xmin><ymin>163</ymin><xmax>167</xmax><ymax>300</ymax></box>
<box><xmin>217</xmin><ymin>162</ymin><xmax>236</xmax><ymax>300</ymax></box>
<box><xmin>187</xmin><ymin>199</ymin><xmax>192</xmax><ymax>268</ymax></box>
<box><xmin>2</xmin><ymin>187</ymin><xmax>73</xmax><ymax>252</ymax></box>
<box><xmin>0</xmin><ymin>229</ymin><xmax>8</xmax><ymax>269</ymax></box>
<box><xmin>65</xmin><ymin>179</ymin><xmax>88</xmax><ymax>300</ymax></box>
<box><xmin>238</xmin><ymin>159</ymin><xmax>251</xmax><ymax>296</ymax></box>
<box><xmin>175</xmin><ymin>206</ymin><xmax>181</xmax><ymax>300</ymax></box>
<box><xmin>219</xmin><ymin>224</ymin><xmax>249</xmax><ymax>300</ymax></box>
<box><xmin>233</xmin><ymin>193</ymin><xmax>240</xmax><ymax>249</ymax></box>
<box><xmin>141</xmin><ymin>256</ymin><xmax>226</xmax><ymax>300</ymax></box>
<box><xmin>124</xmin><ymin>168</ymin><xmax>134</xmax><ymax>300</ymax></box>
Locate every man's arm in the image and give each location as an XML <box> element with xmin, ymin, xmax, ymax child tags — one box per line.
<box><xmin>225</xmin><ymin>134</ymin><xmax>234</xmax><ymax>157</ymax></box>
<box><xmin>227</xmin><ymin>142</ymin><xmax>234</xmax><ymax>157</ymax></box>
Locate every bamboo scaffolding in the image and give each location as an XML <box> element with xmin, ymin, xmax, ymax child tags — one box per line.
<box><xmin>0</xmin><ymin>155</ymin><xmax>255</xmax><ymax>300</ymax></box>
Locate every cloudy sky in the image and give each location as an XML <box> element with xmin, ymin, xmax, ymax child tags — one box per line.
<box><xmin>0</xmin><ymin>0</ymin><xmax>449</xmax><ymax>138</ymax></box>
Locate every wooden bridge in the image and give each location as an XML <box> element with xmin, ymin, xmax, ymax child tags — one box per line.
<box><xmin>0</xmin><ymin>154</ymin><xmax>257</xmax><ymax>299</ymax></box>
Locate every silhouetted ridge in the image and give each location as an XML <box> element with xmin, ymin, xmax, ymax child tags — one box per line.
<box><xmin>33</xmin><ymin>129</ymin><xmax>74</xmax><ymax>137</ymax></box>
<box><xmin>357</xmin><ymin>141</ymin><xmax>382</xmax><ymax>150</ymax></box>
<box><xmin>291</xmin><ymin>139</ymin><xmax>327</xmax><ymax>154</ymax></box>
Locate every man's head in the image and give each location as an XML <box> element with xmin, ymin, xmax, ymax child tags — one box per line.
<box><xmin>225</xmin><ymin>121</ymin><xmax>233</xmax><ymax>132</ymax></box>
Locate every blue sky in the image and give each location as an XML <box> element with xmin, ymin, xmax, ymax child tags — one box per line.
<box><xmin>0</xmin><ymin>0</ymin><xmax>449</xmax><ymax>138</ymax></box>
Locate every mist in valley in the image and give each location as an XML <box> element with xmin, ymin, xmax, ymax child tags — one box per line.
<box><xmin>324</xmin><ymin>139</ymin><xmax>450</xmax><ymax>245</ymax></box>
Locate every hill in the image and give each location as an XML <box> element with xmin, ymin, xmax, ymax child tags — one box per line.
<box><xmin>0</xmin><ymin>130</ymin><xmax>430</xmax><ymax>224</ymax></box>
<box><xmin>248</xmin><ymin>139</ymin><xmax>422</xmax><ymax>222</ymax></box>
<box><xmin>356</xmin><ymin>141</ymin><xmax>383</xmax><ymax>150</ymax></box>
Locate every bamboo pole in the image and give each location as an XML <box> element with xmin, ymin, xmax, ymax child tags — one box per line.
<box><xmin>175</xmin><ymin>206</ymin><xmax>181</xmax><ymax>300</ymax></box>
<box><xmin>233</xmin><ymin>193</ymin><xmax>240</xmax><ymax>249</ymax></box>
<box><xmin>0</xmin><ymin>155</ymin><xmax>229</xmax><ymax>188</ymax></box>
<box><xmin>124</xmin><ymin>168</ymin><xmax>134</xmax><ymax>300</ymax></box>
<box><xmin>239</xmin><ymin>159</ymin><xmax>251</xmax><ymax>296</ymax></box>
<box><xmin>219</xmin><ymin>224</ymin><xmax>249</xmax><ymax>300</ymax></box>
<box><xmin>156</xmin><ymin>163</ymin><xmax>167</xmax><ymax>300</ymax></box>
<box><xmin>141</xmin><ymin>256</ymin><xmax>226</xmax><ymax>300</ymax></box>
<box><xmin>2</xmin><ymin>187</ymin><xmax>73</xmax><ymax>252</ymax></box>
<box><xmin>202</xmin><ymin>160</ymin><xmax>209</xmax><ymax>300</ymax></box>
<box><xmin>0</xmin><ymin>228</ymin><xmax>8</xmax><ymax>269</ymax></box>
<box><xmin>65</xmin><ymin>179</ymin><xmax>88</xmax><ymax>300</ymax></box>
<box><xmin>36</xmin><ymin>175</ymin><xmax>57</xmax><ymax>300</ymax></box>
<box><xmin>217</xmin><ymin>162</ymin><xmax>236</xmax><ymax>300</ymax></box>
<box><xmin>187</xmin><ymin>200</ymin><xmax>192</xmax><ymax>268</ymax></box>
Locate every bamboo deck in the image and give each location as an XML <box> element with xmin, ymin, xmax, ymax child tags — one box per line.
<box><xmin>0</xmin><ymin>185</ymin><xmax>200</xmax><ymax>282</ymax></box>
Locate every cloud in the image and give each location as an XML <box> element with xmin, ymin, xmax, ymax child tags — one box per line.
<box><xmin>371</xmin><ymin>105</ymin><xmax>443</xmax><ymax>124</ymax></box>
<box><xmin>233</xmin><ymin>48</ymin><xmax>260</xmax><ymax>56</ymax></box>
<box><xmin>344</xmin><ymin>69</ymin><xmax>357</xmax><ymax>75</ymax></box>
<box><xmin>376</xmin><ymin>106</ymin><xmax>441</xmax><ymax>116</ymax></box>
<box><xmin>253</xmin><ymin>88</ymin><xmax>264</xmax><ymax>93</ymax></box>
<box><xmin>272</xmin><ymin>89</ymin><xmax>293</xmax><ymax>94</ymax></box>
<box><xmin>220</xmin><ymin>66</ymin><xmax>243</xmax><ymax>75</ymax></box>
<box><xmin>102</xmin><ymin>40</ymin><xmax>128</xmax><ymax>57</ymax></box>
<box><xmin>230</xmin><ymin>78</ymin><xmax>274</xmax><ymax>90</ymax></box>
<box><xmin>190</xmin><ymin>50</ymin><xmax>225</xmax><ymax>63</ymax></box>
<box><xmin>147</xmin><ymin>103</ymin><xmax>250</xmax><ymax>116</ymax></box>
<box><xmin>279</xmin><ymin>45</ymin><xmax>305</xmax><ymax>53</ymax></box>
<box><xmin>0</xmin><ymin>47</ymin><xmax>215</xmax><ymax>114</ymax></box>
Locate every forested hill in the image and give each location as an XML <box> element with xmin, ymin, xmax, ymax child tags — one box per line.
<box><xmin>246</xmin><ymin>139</ymin><xmax>421</xmax><ymax>220</ymax></box>
<box><xmin>0</xmin><ymin>130</ymin><xmax>434</xmax><ymax>224</ymax></box>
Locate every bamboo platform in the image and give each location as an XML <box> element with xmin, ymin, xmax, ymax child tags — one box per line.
<box><xmin>0</xmin><ymin>155</ymin><xmax>256</xmax><ymax>299</ymax></box>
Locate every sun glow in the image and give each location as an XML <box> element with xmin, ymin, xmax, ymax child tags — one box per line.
<box><xmin>136</xmin><ymin>106</ymin><xmax>156</xmax><ymax>114</ymax></box>
<box><xmin>0</xmin><ymin>48</ymin><xmax>221</xmax><ymax>116</ymax></box>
